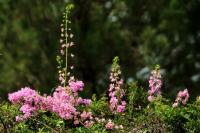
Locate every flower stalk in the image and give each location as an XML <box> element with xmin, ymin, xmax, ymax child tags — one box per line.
<box><xmin>58</xmin><ymin>4</ymin><xmax>74</xmax><ymax>87</ymax></box>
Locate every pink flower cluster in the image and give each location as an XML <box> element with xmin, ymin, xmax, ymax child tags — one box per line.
<box><xmin>148</xmin><ymin>67</ymin><xmax>162</xmax><ymax>102</ymax></box>
<box><xmin>94</xmin><ymin>117</ymin><xmax>123</xmax><ymax>130</ymax></box>
<box><xmin>69</xmin><ymin>80</ymin><xmax>84</xmax><ymax>92</ymax></box>
<box><xmin>108</xmin><ymin>63</ymin><xmax>126</xmax><ymax>113</ymax></box>
<box><xmin>8</xmin><ymin>87</ymin><xmax>42</xmax><ymax>121</ymax></box>
<box><xmin>80</xmin><ymin>111</ymin><xmax>94</xmax><ymax>128</ymax></box>
<box><xmin>172</xmin><ymin>89</ymin><xmax>189</xmax><ymax>108</ymax></box>
<box><xmin>105</xmin><ymin>119</ymin><xmax>114</xmax><ymax>129</ymax></box>
<box><xmin>8</xmin><ymin>79</ymin><xmax>93</xmax><ymax>127</ymax></box>
<box><xmin>41</xmin><ymin>86</ymin><xmax>77</xmax><ymax>120</ymax></box>
<box><xmin>8</xmin><ymin>87</ymin><xmax>40</xmax><ymax>104</ymax></box>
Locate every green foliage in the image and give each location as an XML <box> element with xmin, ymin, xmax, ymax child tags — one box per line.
<box><xmin>126</xmin><ymin>82</ymin><xmax>148</xmax><ymax>116</ymax></box>
<box><xmin>1</xmin><ymin>82</ymin><xmax>200</xmax><ymax>132</ymax></box>
<box><xmin>67</xmin><ymin>124</ymin><xmax>108</xmax><ymax>133</ymax></box>
<box><xmin>111</xmin><ymin>56</ymin><xmax>120</xmax><ymax>72</ymax></box>
<box><xmin>90</xmin><ymin>94</ymin><xmax>109</xmax><ymax>116</ymax></box>
<box><xmin>0</xmin><ymin>102</ymin><xmax>20</xmax><ymax>132</ymax></box>
<box><xmin>133</xmin><ymin>97</ymin><xmax>200</xmax><ymax>132</ymax></box>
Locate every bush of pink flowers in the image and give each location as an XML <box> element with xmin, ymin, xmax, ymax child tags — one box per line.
<box><xmin>8</xmin><ymin>5</ymin><xmax>94</xmax><ymax>127</ymax></box>
<box><xmin>5</xmin><ymin>4</ymin><xmax>200</xmax><ymax>133</ymax></box>
<box><xmin>7</xmin><ymin>5</ymin><xmax>127</xmax><ymax>130</ymax></box>
<box><xmin>8</xmin><ymin>79</ymin><xmax>92</xmax><ymax>125</ymax></box>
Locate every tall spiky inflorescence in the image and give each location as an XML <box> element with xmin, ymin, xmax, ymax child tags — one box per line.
<box><xmin>57</xmin><ymin>4</ymin><xmax>75</xmax><ymax>87</ymax></box>
<box><xmin>148</xmin><ymin>65</ymin><xmax>162</xmax><ymax>102</ymax></box>
<box><xmin>172</xmin><ymin>89</ymin><xmax>189</xmax><ymax>108</ymax></box>
<box><xmin>108</xmin><ymin>57</ymin><xmax>126</xmax><ymax>113</ymax></box>
<box><xmin>47</xmin><ymin>4</ymin><xmax>94</xmax><ymax>127</ymax></box>
<box><xmin>8</xmin><ymin>4</ymin><xmax>94</xmax><ymax>128</ymax></box>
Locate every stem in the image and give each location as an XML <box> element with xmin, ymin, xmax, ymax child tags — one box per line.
<box><xmin>64</xmin><ymin>10</ymin><xmax>68</xmax><ymax>88</ymax></box>
<box><xmin>63</xmin><ymin>4</ymin><xmax>74</xmax><ymax>87</ymax></box>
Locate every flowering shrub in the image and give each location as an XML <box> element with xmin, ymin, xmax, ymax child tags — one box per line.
<box><xmin>8</xmin><ymin>83</ymin><xmax>92</xmax><ymax>123</ymax></box>
<box><xmin>1</xmin><ymin>3</ymin><xmax>200</xmax><ymax>133</ymax></box>
<box><xmin>7</xmin><ymin>4</ymin><xmax>95</xmax><ymax>129</ymax></box>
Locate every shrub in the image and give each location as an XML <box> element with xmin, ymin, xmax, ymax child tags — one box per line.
<box><xmin>1</xmin><ymin>3</ymin><xmax>200</xmax><ymax>133</ymax></box>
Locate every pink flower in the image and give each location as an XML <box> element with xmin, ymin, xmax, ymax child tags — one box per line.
<box><xmin>148</xmin><ymin>95</ymin><xmax>154</xmax><ymax>102</ymax></box>
<box><xmin>110</xmin><ymin>97</ymin><xmax>118</xmax><ymax>111</ymax></box>
<box><xmin>172</xmin><ymin>102</ymin><xmax>179</xmax><ymax>108</ymax></box>
<box><xmin>76</xmin><ymin>81</ymin><xmax>84</xmax><ymax>91</ymax></box>
<box><xmin>109</xmin><ymin>84</ymin><xmax>114</xmax><ymax>91</ymax></box>
<box><xmin>76</xmin><ymin>97</ymin><xmax>83</xmax><ymax>104</ymax></box>
<box><xmin>117</xmin><ymin>105</ymin><xmax>125</xmax><ymax>113</ymax></box>
<box><xmin>8</xmin><ymin>87</ymin><xmax>38</xmax><ymax>104</ymax></box>
<box><xmin>16</xmin><ymin>116</ymin><xmax>23</xmax><ymax>122</ymax></box>
<box><xmin>8</xmin><ymin>79</ymin><xmax>93</xmax><ymax>125</ymax></box>
<box><xmin>121</xmin><ymin>101</ymin><xmax>126</xmax><ymax>106</ymax></box>
<box><xmin>80</xmin><ymin>111</ymin><xmax>88</xmax><ymax>120</ymax></box>
<box><xmin>148</xmin><ymin>67</ymin><xmax>162</xmax><ymax>102</ymax></box>
<box><xmin>108</xmin><ymin>57</ymin><xmax>126</xmax><ymax>113</ymax></box>
<box><xmin>80</xmin><ymin>111</ymin><xmax>92</xmax><ymax>120</ymax></box>
<box><xmin>84</xmin><ymin>120</ymin><xmax>94</xmax><ymax>128</ymax></box>
<box><xmin>82</xmin><ymin>99</ymin><xmax>92</xmax><ymax>106</ymax></box>
<box><xmin>20</xmin><ymin>104</ymin><xmax>36</xmax><ymax>114</ymax></box>
<box><xmin>105</xmin><ymin>120</ymin><xmax>114</xmax><ymax>129</ymax></box>
<box><xmin>69</xmin><ymin>80</ymin><xmax>84</xmax><ymax>92</ymax></box>
<box><xmin>8</xmin><ymin>87</ymin><xmax>42</xmax><ymax>121</ymax></box>
<box><xmin>173</xmin><ymin>89</ymin><xmax>189</xmax><ymax>107</ymax></box>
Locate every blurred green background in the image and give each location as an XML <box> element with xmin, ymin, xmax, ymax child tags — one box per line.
<box><xmin>0</xmin><ymin>0</ymin><xmax>200</xmax><ymax>100</ymax></box>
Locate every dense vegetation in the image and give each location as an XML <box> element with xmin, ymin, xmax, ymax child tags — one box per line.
<box><xmin>1</xmin><ymin>68</ymin><xmax>200</xmax><ymax>132</ymax></box>
<box><xmin>1</xmin><ymin>1</ymin><xmax>200</xmax><ymax>132</ymax></box>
